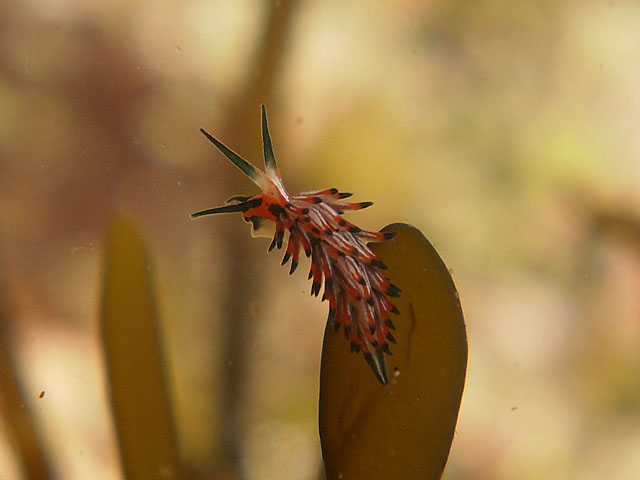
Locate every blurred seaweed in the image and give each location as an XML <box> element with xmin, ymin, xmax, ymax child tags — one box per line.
<box><xmin>100</xmin><ymin>215</ymin><xmax>184</xmax><ymax>480</ymax></box>
<box><xmin>0</xmin><ymin>262</ymin><xmax>51</xmax><ymax>479</ymax></box>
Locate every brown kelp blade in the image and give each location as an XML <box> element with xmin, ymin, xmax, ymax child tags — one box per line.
<box><xmin>319</xmin><ymin>223</ymin><xmax>467</xmax><ymax>480</ymax></box>
<box><xmin>100</xmin><ymin>215</ymin><xmax>183</xmax><ymax>480</ymax></box>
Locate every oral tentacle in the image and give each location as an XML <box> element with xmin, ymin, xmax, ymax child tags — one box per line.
<box><xmin>191</xmin><ymin>197</ymin><xmax>263</xmax><ymax>218</ymax></box>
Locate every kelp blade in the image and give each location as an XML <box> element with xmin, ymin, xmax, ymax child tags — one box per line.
<box><xmin>100</xmin><ymin>214</ymin><xmax>183</xmax><ymax>480</ymax></box>
<box><xmin>319</xmin><ymin>223</ymin><xmax>467</xmax><ymax>480</ymax></box>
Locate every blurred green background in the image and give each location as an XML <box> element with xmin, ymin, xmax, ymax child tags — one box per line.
<box><xmin>1</xmin><ymin>0</ymin><xmax>640</xmax><ymax>479</ymax></box>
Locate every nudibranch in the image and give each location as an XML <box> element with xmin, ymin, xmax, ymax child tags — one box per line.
<box><xmin>192</xmin><ymin>106</ymin><xmax>400</xmax><ymax>384</ymax></box>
